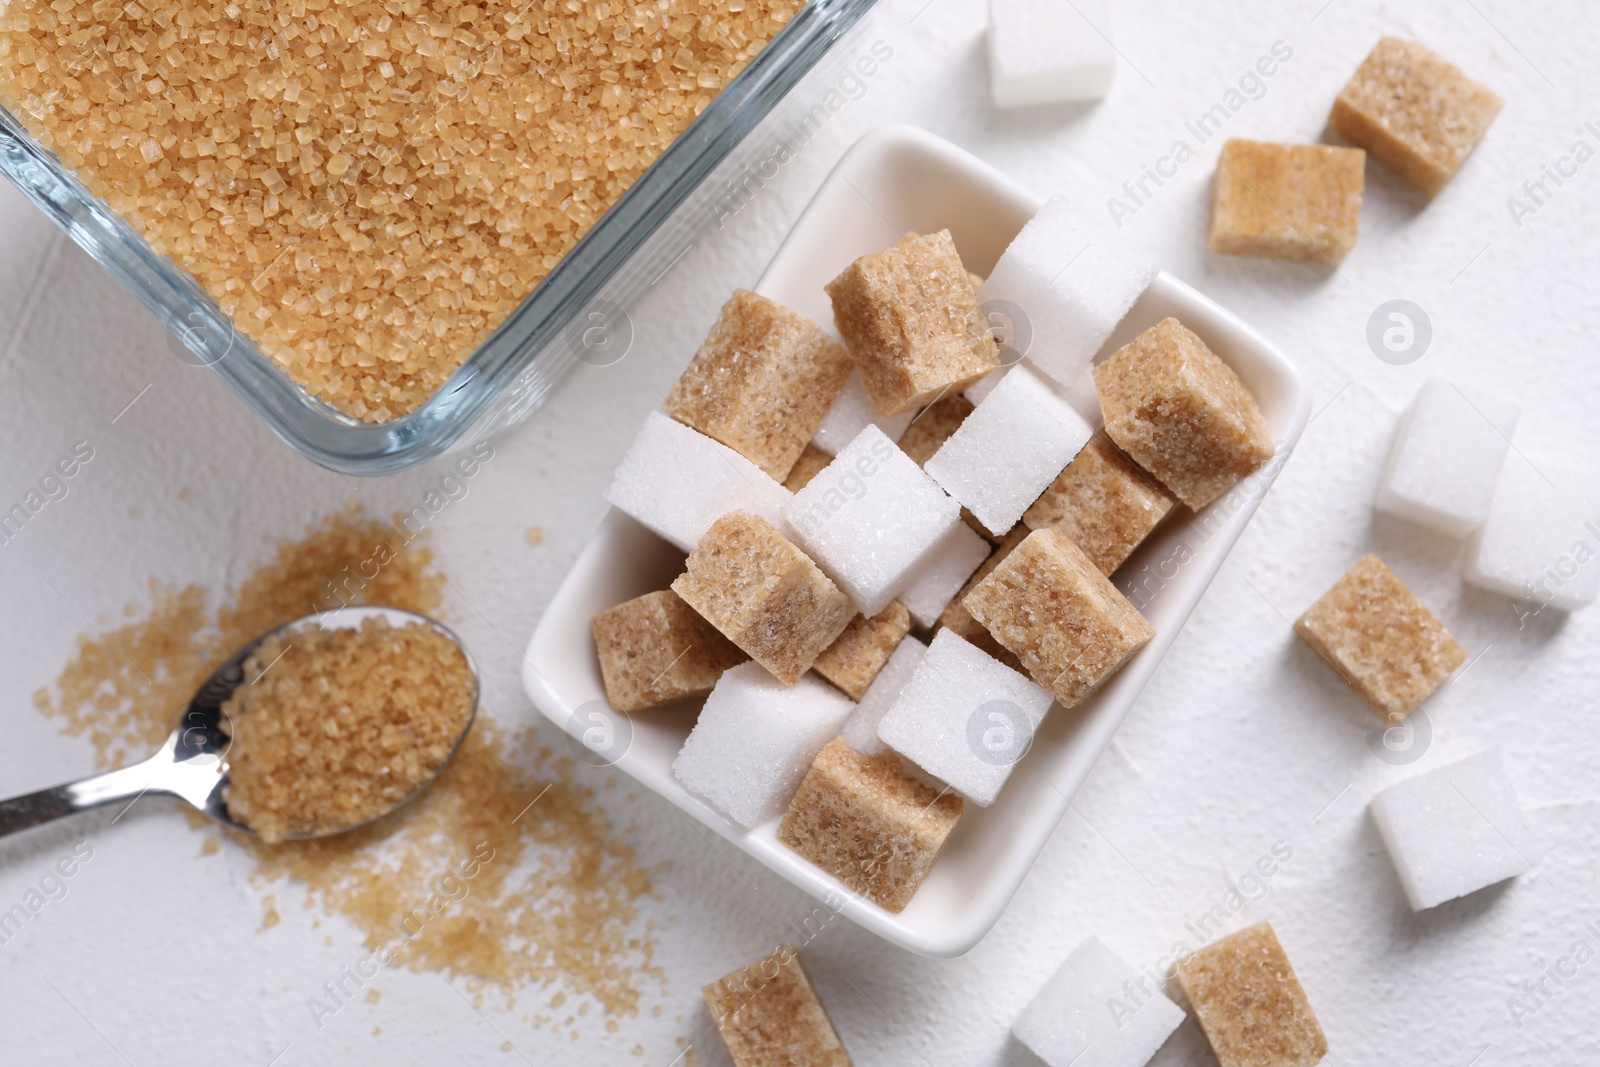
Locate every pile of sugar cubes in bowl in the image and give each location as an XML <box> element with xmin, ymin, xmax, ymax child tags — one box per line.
<box><xmin>589</xmin><ymin>198</ymin><xmax>1275</xmax><ymax>916</ymax></box>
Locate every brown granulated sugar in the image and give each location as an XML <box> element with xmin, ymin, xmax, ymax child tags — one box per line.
<box><xmin>33</xmin><ymin>506</ymin><xmax>662</xmax><ymax>1019</ymax></box>
<box><xmin>221</xmin><ymin>616</ymin><xmax>476</xmax><ymax>843</ymax></box>
<box><xmin>0</xmin><ymin>0</ymin><xmax>802</xmax><ymax>420</ymax></box>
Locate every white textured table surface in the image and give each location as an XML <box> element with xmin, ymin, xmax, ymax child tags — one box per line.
<box><xmin>2</xmin><ymin>1</ymin><xmax>1598</xmax><ymax>1064</ymax></box>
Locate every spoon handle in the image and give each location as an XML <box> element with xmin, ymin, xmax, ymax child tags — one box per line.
<box><xmin>0</xmin><ymin>762</ymin><xmax>157</xmax><ymax>841</ymax></box>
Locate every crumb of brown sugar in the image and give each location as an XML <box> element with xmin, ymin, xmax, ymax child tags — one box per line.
<box><xmin>527</xmin><ymin>526</ymin><xmax>546</xmax><ymax>546</ymax></box>
<box><xmin>200</xmin><ymin>837</ymin><xmax>220</xmax><ymax>855</ymax></box>
<box><xmin>261</xmin><ymin>894</ymin><xmax>280</xmax><ymax>928</ymax></box>
<box><xmin>35</xmin><ymin>507</ymin><xmax>663</xmax><ymax>1019</ymax></box>
<box><xmin>366</xmin><ymin>989</ymin><xmax>381</xmax><ymax>1004</ymax></box>
<box><xmin>221</xmin><ymin>616</ymin><xmax>476</xmax><ymax>843</ymax></box>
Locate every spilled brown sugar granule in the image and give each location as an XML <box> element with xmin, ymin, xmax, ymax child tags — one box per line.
<box><xmin>221</xmin><ymin>617</ymin><xmax>476</xmax><ymax>843</ymax></box>
<box><xmin>35</xmin><ymin>504</ymin><xmax>441</xmax><ymax>769</ymax></box>
<box><xmin>0</xmin><ymin>0</ymin><xmax>803</xmax><ymax>420</ymax></box>
<box><xmin>33</xmin><ymin>506</ymin><xmax>660</xmax><ymax>1017</ymax></box>
<box><xmin>256</xmin><ymin>720</ymin><xmax>659</xmax><ymax>1014</ymax></box>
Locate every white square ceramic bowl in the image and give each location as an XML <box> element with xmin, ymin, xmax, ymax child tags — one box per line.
<box><xmin>523</xmin><ymin>124</ymin><xmax>1311</xmax><ymax>958</ymax></box>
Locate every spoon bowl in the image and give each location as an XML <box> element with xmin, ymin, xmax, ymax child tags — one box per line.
<box><xmin>0</xmin><ymin>606</ymin><xmax>478</xmax><ymax>842</ymax></box>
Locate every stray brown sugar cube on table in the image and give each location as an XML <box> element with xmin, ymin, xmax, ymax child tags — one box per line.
<box><xmin>704</xmin><ymin>946</ymin><xmax>853</xmax><ymax>1067</ymax></box>
<box><xmin>664</xmin><ymin>289</ymin><xmax>853</xmax><ymax>481</ymax></box>
<box><xmin>963</xmin><ymin>528</ymin><xmax>1154</xmax><ymax>707</ymax></box>
<box><xmin>1177</xmin><ymin>922</ymin><xmax>1328</xmax><ymax>1067</ymax></box>
<box><xmin>1330</xmin><ymin>36</ymin><xmax>1502</xmax><ymax>197</ymax></box>
<box><xmin>778</xmin><ymin>737</ymin><xmax>964</xmax><ymax>912</ymax></box>
<box><xmin>1294</xmin><ymin>553</ymin><xmax>1467</xmax><ymax>721</ymax></box>
<box><xmin>590</xmin><ymin>590</ymin><xmax>748</xmax><ymax>713</ymax></box>
<box><xmin>1094</xmin><ymin>317</ymin><xmax>1274</xmax><ymax>512</ymax></box>
<box><xmin>1209</xmin><ymin>139</ymin><xmax>1366</xmax><ymax>265</ymax></box>
<box><xmin>671</xmin><ymin>512</ymin><xmax>855</xmax><ymax>685</ymax></box>
<box><xmin>825</xmin><ymin>230</ymin><xmax>998</xmax><ymax>417</ymax></box>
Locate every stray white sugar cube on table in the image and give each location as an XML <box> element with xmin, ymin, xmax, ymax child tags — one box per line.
<box><xmin>673</xmin><ymin>663</ymin><xmax>854</xmax><ymax>829</ymax></box>
<box><xmin>840</xmin><ymin>635</ymin><xmax>926</xmax><ymax>756</ymax></box>
<box><xmin>926</xmin><ymin>365</ymin><xmax>1093</xmax><ymax>536</ymax></box>
<box><xmin>988</xmin><ymin>0</ymin><xmax>1116</xmax><ymax>107</ymax></box>
<box><xmin>1370</xmin><ymin>750</ymin><xmax>1541</xmax><ymax>911</ymax></box>
<box><xmin>1464</xmin><ymin>454</ymin><xmax>1600</xmax><ymax>612</ymax></box>
<box><xmin>898</xmin><ymin>521</ymin><xmax>992</xmax><ymax>629</ymax></box>
<box><xmin>979</xmin><ymin>196</ymin><xmax>1154</xmax><ymax>395</ymax></box>
<box><xmin>876</xmin><ymin>629</ymin><xmax>1055</xmax><ymax>806</ymax></box>
<box><xmin>1012</xmin><ymin>936</ymin><xmax>1185</xmax><ymax>1067</ymax></box>
<box><xmin>810</xmin><ymin>370</ymin><xmax>916</xmax><ymax>456</ymax></box>
<box><xmin>786</xmin><ymin>425</ymin><xmax>962</xmax><ymax>616</ymax></box>
<box><xmin>1375</xmin><ymin>377</ymin><xmax>1520</xmax><ymax>538</ymax></box>
<box><xmin>604</xmin><ymin>411</ymin><xmax>793</xmax><ymax>553</ymax></box>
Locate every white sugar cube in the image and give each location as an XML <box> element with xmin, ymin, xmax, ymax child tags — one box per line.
<box><xmin>1375</xmin><ymin>378</ymin><xmax>1520</xmax><ymax>538</ymax></box>
<box><xmin>988</xmin><ymin>0</ymin><xmax>1117</xmax><ymax>107</ymax></box>
<box><xmin>1062</xmin><ymin>363</ymin><xmax>1104</xmax><ymax>430</ymax></box>
<box><xmin>899</xmin><ymin>522</ymin><xmax>992</xmax><ymax>629</ymax></box>
<box><xmin>925</xmin><ymin>365</ymin><xmax>1093</xmax><ymax>536</ymax></box>
<box><xmin>876</xmin><ymin>629</ymin><xmax>1055</xmax><ymax>806</ymax></box>
<box><xmin>840</xmin><ymin>636</ymin><xmax>926</xmax><ymax>756</ymax></box>
<box><xmin>979</xmin><ymin>197</ymin><xmax>1153</xmax><ymax>393</ymax></box>
<box><xmin>673</xmin><ymin>663</ymin><xmax>854</xmax><ymax>828</ymax></box>
<box><xmin>786</xmin><ymin>426</ymin><xmax>962</xmax><ymax>616</ymax></box>
<box><xmin>811</xmin><ymin>371</ymin><xmax>916</xmax><ymax>455</ymax></box>
<box><xmin>604</xmin><ymin>411</ymin><xmax>793</xmax><ymax>553</ymax></box>
<box><xmin>962</xmin><ymin>364</ymin><xmax>1010</xmax><ymax>406</ymax></box>
<box><xmin>1464</xmin><ymin>455</ymin><xmax>1599</xmax><ymax>613</ymax></box>
<box><xmin>1370</xmin><ymin>750</ymin><xmax>1541</xmax><ymax>911</ymax></box>
<box><xmin>1013</xmin><ymin>936</ymin><xmax>1185</xmax><ymax>1067</ymax></box>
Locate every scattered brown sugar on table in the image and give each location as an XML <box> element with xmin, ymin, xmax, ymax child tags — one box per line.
<box><xmin>0</xmin><ymin>0</ymin><xmax>803</xmax><ymax>420</ymax></box>
<box><xmin>221</xmin><ymin>615</ymin><xmax>476</xmax><ymax>842</ymax></box>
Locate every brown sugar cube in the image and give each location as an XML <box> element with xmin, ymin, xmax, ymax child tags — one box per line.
<box><xmin>963</xmin><ymin>528</ymin><xmax>1154</xmax><ymax>707</ymax></box>
<box><xmin>1094</xmin><ymin>317</ymin><xmax>1274</xmax><ymax>511</ymax></box>
<box><xmin>937</xmin><ymin>526</ymin><xmax>1027</xmax><ymax>673</ymax></box>
<box><xmin>783</xmin><ymin>443</ymin><xmax>835</xmax><ymax>492</ymax></box>
<box><xmin>672</xmin><ymin>513</ymin><xmax>855</xmax><ymax>686</ymax></box>
<box><xmin>1176</xmin><ymin>922</ymin><xmax>1328</xmax><ymax>1067</ymax></box>
<box><xmin>779</xmin><ymin>738</ymin><xmax>964</xmax><ymax>913</ymax></box>
<box><xmin>824</xmin><ymin>230</ymin><xmax>998</xmax><ymax>418</ymax></box>
<box><xmin>1331</xmin><ymin>37</ymin><xmax>1502</xmax><ymax>197</ymax></box>
<box><xmin>664</xmin><ymin>290</ymin><xmax>854</xmax><ymax>481</ymax></box>
<box><xmin>897</xmin><ymin>394</ymin><xmax>975</xmax><ymax>466</ymax></box>
<box><xmin>703</xmin><ymin>946</ymin><xmax>853</xmax><ymax>1067</ymax></box>
<box><xmin>813</xmin><ymin>602</ymin><xmax>912</xmax><ymax>701</ymax></box>
<box><xmin>591</xmin><ymin>591</ymin><xmax>749</xmax><ymax>713</ymax></box>
<box><xmin>1293</xmin><ymin>553</ymin><xmax>1466</xmax><ymax>721</ymax></box>
<box><xmin>1209</xmin><ymin>140</ymin><xmax>1366</xmax><ymax>265</ymax></box>
<box><xmin>1022</xmin><ymin>432</ymin><xmax>1177</xmax><ymax>575</ymax></box>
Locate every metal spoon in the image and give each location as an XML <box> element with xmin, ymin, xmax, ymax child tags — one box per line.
<box><xmin>0</xmin><ymin>606</ymin><xmax>478</xmax><ymax>843</ymax></box>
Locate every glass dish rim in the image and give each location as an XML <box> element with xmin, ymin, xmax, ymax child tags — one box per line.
<box><xmin>0</xmin><ymin>0</ymin><xmax>880</xmax><ymax>475</ymax></box>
